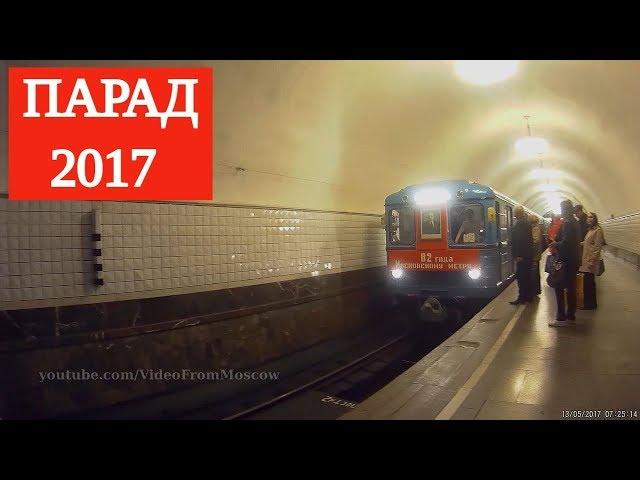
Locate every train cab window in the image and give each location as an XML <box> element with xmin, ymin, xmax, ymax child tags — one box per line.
<box><xmin>450</xmin><ymin>204</ymin><xmax>485</xmax><ymax>244</ymax></box>
<box><xmin>387</xmin><ymin>207</ymin><xmax>415</xmax><ymax>245</ymax></box>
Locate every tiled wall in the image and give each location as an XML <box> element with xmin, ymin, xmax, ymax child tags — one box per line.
<box><xmin>0</xmin><ymin>198</ymin><xmax>387</xmax><ymax>310</ymax></box>
<box><xmin>601</xmin><ymin>212</ymin><xmax>640</xmax><ymax>256</ymax></box>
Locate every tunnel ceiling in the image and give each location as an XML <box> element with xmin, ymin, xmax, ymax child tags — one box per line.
<box><xmin>2</xmin><ymin>60</ymin><xmax>639</xmax><ymax>218</ymax></box>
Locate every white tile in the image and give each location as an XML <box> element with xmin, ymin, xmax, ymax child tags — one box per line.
<box><xmin>0</xmin><ymin>200</ymin><xmax>387</xmax><ymax>306</ymax></box>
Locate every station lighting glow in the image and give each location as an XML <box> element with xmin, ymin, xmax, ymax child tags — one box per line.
<box><xmin>545</xmin><ymin>192</ymin><xmax>563</xmax><ymax>215</ymax></box>
<box><xmin>515</xmin><ymin>137</ymin><xmax>550</xmax><ymax>157</ymax></box>
<box><xmin>530</xmin><ymin>168</ymin><xmax>560</xmax><ymax>180</ymax></box>
<box><xmin>539</xmin><ymin>183</ymin><xmax>561</xmax><ymax>192</ymax></box>
<box><xmin>453</xmin><ymin>60</ymin><xmax>519</xmax><ymax>86</ymax></box>
<box><xmin>414</xmin><ymin>188</ymin><xmax>451</xmax><ymax>206</ymax></box>
<box><xmin>391</xmin><ymin>268</ymin><xmax>404</xmax><ymax>279</ymax></box>
<box><xmin>468</xmin><ymin>268</ymin><xmax>481</xmax><ymax>280</ymax></box>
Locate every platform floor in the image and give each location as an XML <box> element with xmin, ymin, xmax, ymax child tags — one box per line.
<box><xmin>343</xmin><ymin>252</ymin><xmax>640</xmax><ymax>420</ymax></box>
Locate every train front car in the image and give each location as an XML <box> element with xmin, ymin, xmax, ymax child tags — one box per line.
<box><xmin>385</xmin><ymin>180</ymin><xmax>513</xmax><ymax>321</ymax></box>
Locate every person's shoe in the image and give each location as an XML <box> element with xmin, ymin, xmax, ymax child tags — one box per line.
<box><xmin>509</xmin><ymin>299</ymin><xmax>524</xmax><ymax>305</ymax></box>
<box><xmin>566</xmin><ymin>315</ymin><xmax>576</xmax><ymax>322</ymax></box>
<box><xmin>549</xmin><ymin>319</ymin><xmax>571</xmax><ymax>327</ymax></box>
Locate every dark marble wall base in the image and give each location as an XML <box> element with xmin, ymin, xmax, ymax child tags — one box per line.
<box><xmin>0</xmin><ymin>267</ymin><xmax>392</xmax><ymax>419</ymax></box>
<box><xmin>604</xmin><ymin>245</ymin><xmax>640</xmax><ymax>268</ymax></box>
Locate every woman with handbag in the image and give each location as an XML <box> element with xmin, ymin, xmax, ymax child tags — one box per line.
<box><xmin>579</xmin><ymin>212</ymin><xmax>606</xmax><ymax>309</ymax></box>
<box><xmin>548</xmin><ymin>200</ymin><xmax>580</xmax><ymax>326</ymax></box>
<box><xmin>545</xmin><ymin>214</ymin><xmax>562</xmax><ymax>272</ymax></box>
<box><xmin>547</xmin><ymin>214</ymin><xmax>563</xmax><ymax>250</ymax></box>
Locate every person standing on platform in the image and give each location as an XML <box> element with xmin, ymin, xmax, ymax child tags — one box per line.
<box><xmin>510</xmin><ymin>206</ymin><xmax>534</xmax><ymax>305</ymax></box>
<box><xmin>574</xmin><ymin>204</ymin><xmax>588</xmax><ymax>239</ymax></box>
<box><xmin>547</xmin><ymin>214</ymin><xmax>562</xmax><ymax>252</ymax></box>
<box><xmin>549</xmin><ymin>199</ymin><xmax>580</xmax><ymax>326</ymax></box>
<box><xmin>529</xmin><ymin>213</ymin><xmax>544</xmax><ymax>296</ymax></box>
<box><xmin>545</xmin><ymin>214</ymin><xmax>561</xmax><ymax>275</ymax></box>
<box><xmin>574</xmin><ymin>204</ymin><xmax>589</xmax><ymax>261</ymax></box>
<box><xmin>579</xmin><ymin>212</ymin><xmax>605</xmax><ymax>309</ymax></box>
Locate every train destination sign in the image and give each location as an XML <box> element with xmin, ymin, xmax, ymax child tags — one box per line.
<box><xmin>388</xmin><ymin>249</ymin><xmax>480</xmax><ymax>271</ymax></box>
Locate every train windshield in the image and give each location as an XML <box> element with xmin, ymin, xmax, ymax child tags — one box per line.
<box><xmin>387</xmin><ymin>207</ymin><xmax>415</xmax><ymax>245</ymax></box>
<box><xmin>450</xmin><ymin>204</ymin><xmax>486</xmax><ymax>245</ymax></box>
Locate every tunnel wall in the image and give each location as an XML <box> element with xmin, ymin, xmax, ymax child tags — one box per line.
<box><xmin>0</xmin><ymin>267</ymin><xmax>392</xmax><ymax>419</ymax></box>
<box><xmin>0</xmin><ymin>198</ymin><xmax>386</xmax><ymax>310</ymax></box>
<box><xmin>601</xmin><ymin>212</ymin><xmax>640</xmax><ymax>266</ymax></box>
<box><xmin>0</xmin><ymin>197</ymin><xmax>391</xmax><ymax>419</ymax></box>
<box><xmin>0</xmin><ymin>197</ymin><xmax>390</xmax><ymax>418</ymax></box>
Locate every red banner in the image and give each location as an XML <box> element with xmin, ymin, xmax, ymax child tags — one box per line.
<box><xmin>8</xmin><ymin>67</ymin><xmax>213</xmax><ymax>200</ymax></box>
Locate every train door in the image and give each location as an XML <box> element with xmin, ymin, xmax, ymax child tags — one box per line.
<box><xmin>497</xmin><ymin>201</ymin><xmax>513</xmax><ymax>281</ymax></box>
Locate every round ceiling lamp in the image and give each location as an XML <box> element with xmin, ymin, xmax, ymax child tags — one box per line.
<box><xmin>515</xmin><ymin>115</ymin><xmax>550</xmax><ymax>158</ymax></box>
<box><xmin>453</xmin><ymin>60</ymin><xmax>519</xmax><ymax>86</ymax></box>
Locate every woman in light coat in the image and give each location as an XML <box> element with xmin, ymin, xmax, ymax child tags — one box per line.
<box><xmin>579</xmin><ymin>212</ymin><xmax>605</xmax><ymax>309</ymax></box>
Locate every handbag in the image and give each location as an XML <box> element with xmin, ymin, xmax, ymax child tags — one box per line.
<box><xmin>595</xmin><ymin>258</ymin><xmax>605</xmax><ymax>276</ymax></box>
<box><xmin>544</xmin><ymin>254</ymin><xmax>556</xmax><ymax>274</ymax></box>
<box><xmin>546</xmin><ymin>259</ymin><xmax>565</xmax><ymax>288</ymax></box>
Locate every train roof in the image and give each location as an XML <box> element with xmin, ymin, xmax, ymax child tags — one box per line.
<box><xmin>385</xmin><ymin>179</ymin><xmax>544</xmax><ymax>219</ymax></box>
<box><xmin>385</xmin><ymin>180</ymin><xmax>495</xmax><ymax>205</ymax></box>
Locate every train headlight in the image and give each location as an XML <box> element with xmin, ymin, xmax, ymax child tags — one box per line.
<box><xmin>468</xmin><ymin>268</ymin><xmax>481</xmax><ymax>280</ymax></box>
<box><xmin>414</xmin><ymin>188</ymin><xmax>451</xmax><ymax>206</ymax></box>
<box><xmin>391</xmin><ymin>268</ymin><xmax>404</xmax><ymax>279</ymax></box>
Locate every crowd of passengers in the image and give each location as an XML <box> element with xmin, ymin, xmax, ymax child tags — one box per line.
<box><xmin>510</xmin><ymin>199</ymin><xmax>605</xmax><ymax>326</ymax></box>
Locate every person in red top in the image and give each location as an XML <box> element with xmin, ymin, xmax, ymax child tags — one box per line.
<box><xmin>547</xmin><ymin>214</ymin><xmax>563</xmax><ymax>254</ymax></box>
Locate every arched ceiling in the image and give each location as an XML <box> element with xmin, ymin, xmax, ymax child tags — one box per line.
<box><xmin>2</xmin><ymin>60</ymin><xmax>639</xmax><ymax>218</ymax></box>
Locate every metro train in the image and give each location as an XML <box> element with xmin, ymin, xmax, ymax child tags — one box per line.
<box><xmin>385</xmin><ymin>180</ymin><xmax>547</xmax><ymax>320</ymax></box>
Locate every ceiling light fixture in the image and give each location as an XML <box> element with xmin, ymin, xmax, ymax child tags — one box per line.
<box><xmin>453</xmin><ymin>60</ymin><xmax>519</xmax><ymax>86</ymax></box>
<box><xmin>529</xmin><ymin>168</ymin><xmax>560</xmax><ymax>180</ymax></box>
<box><xmin>540</xmin><ymin>183</ymin><xmax>561</xmax><ymax>192</ymax></box>
<box><xmin>515</xmin><ymin>115</ymin><xmax>549</xmax><ymax>158</ymax></box>
<box><xmin>515</xmin><ymin>137</ymin><xmax>550</xmax><ymax>157</ymax></box>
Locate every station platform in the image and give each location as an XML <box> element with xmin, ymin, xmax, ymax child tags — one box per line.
<box><xmin>342</xmin><ymin>251</ymin><xmax>640</xmax><ymax>420</ymax></box>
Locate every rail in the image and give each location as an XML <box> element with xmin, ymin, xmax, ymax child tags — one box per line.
<box><xmin>223</xmin><ymin>333</ymin><xmax>409</xmax><ymax>420</ymax></box>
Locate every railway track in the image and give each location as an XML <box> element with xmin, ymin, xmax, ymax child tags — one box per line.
<box><xmin>64</xmin><ymin>298</ymin><xmax>489</xmax><ymax>420</ymax></box>
<box><xmin>179</xmin><ymin>305</ymin><xmax>478</xmax><ymax>420</ymax></box>
<box><xmin>223</xmin><ymin>334</ymin><xmax>410</xmax><ymax>420</ymax></box>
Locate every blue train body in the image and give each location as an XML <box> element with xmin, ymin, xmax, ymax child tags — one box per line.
<box><xmin>385</xmin><ymin>180</ymin><xmax>545</xmax><ymax>304</ymax></box>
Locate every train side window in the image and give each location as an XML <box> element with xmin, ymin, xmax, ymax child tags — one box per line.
<box><xmin>388</xmin><ymin>207</ymin><xmax>415</xmax><ymax>245</ymax></box>
<box><xmin>450</xmin><ymin>204</ymin><xmax>485</xmax><ymax>244</ymax></box>
<box><xmin>498</xmin><ymin>202</ymin><xmax>510</xmax><ymax>242</ymax></box>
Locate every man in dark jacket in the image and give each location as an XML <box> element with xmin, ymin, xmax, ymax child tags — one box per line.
<box><xmin>574</xmin><ymin>204</ymin><xmax>588</xmax><ymax>240</ymax></box>
<box><xmin>549</xmin><ymin>199</ymin><xmax>581</xmax><ymax>326</ymax></box>
<box><xmin>510</xmin><ymin>205</ymin><xmax>534</xmax><ymax>305</ymax></box>
<box><xmin>574</xmin><ymin>204</ymin><xmax>589</xmax><ymax>260</ymax></box>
